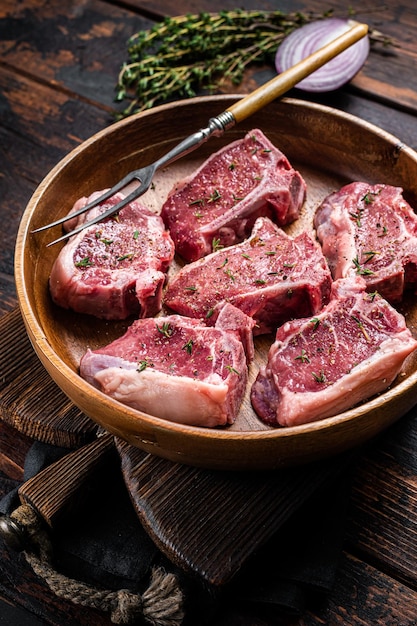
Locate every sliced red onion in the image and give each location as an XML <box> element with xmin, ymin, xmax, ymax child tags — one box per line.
<box><xmin>275</xmin><ymin>18</ymin><xmax>370</xmax><ymax>92</ymax></box>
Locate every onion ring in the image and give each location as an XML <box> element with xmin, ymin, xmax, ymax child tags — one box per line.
<box><xmin>275</xmin><ymin>18</ymin><xmax>370</xmax><ymax>92</ymax></box>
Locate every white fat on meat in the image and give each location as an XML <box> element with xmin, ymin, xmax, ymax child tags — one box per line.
<box><xmin>80</xmin><ymin>304</ymin><xmax>255</xmax><ymax>427</ymax></box>
<box><xmin>49</xmin><ymin>191</ymin><xmax>175</xmax><ymax>320</ymax></box>
<box><xmin>314</xmin><ymin>182</ymin><xmax>417</xmax><ymax>303</ymax></box>
<box><xmin>251</xmin><ymin>277</ymin><xmax>417</xmax><ymax>427</ymax></box>
<box><xmin>86</xmin><ymin>365</ymin><xmax>229</xmax><ymax>427</ymax></box>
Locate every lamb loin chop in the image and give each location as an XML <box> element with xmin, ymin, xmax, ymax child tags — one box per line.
<box><xmin>80</xmin><ymin>304</ymin><xmax>254</xmax><ymax>427</ymax></box>
<box><xmin>49</xmin><ymin>191</ymin><xmax>175</xmax><ymax>320</ymax></box>
<box><xmin>164</xmin><ymin>217</ymin><xmax>332</xmax><ymax>335</ymax></box>
<box><xmin>251</xmin><ymin>277</ymin><xmax>417</xmax><ymax>427</ymax></box>
<box><xmin>314</xmin><ymin>182</ymin><xmax>417</xmax><ymax>303</ymax></box>
<box><xmin>161</xmin><ymin>128</ymin><xmax>306</xmax><ymax>262</ymax></box>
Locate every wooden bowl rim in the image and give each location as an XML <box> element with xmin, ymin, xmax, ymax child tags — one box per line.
<box><xmin>14</xmin><ymin>95</ymin><xmax>417</xmax><ymax>447</ymax></box>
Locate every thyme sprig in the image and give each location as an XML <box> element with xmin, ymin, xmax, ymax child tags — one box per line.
<box><xmin>115</xmin><ymin>10</ymin><xmax>393</xmax><ymax>119</ymax></box>
<box><xmin>115</xmin><ymin>9</ymin><xmax>333</xmax><ymax>118</ymax></box>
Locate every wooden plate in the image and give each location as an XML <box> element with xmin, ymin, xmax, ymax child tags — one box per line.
<box><xmin>14</xmin><ymin>96</ymin><xmax>417</xmax><ymax>470</ymax></box>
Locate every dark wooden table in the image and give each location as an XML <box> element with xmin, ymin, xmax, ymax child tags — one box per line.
<box><xmin>2</xmin><ymin>1</ymin><xmax>417</xmax><ymax>624</ymax></box>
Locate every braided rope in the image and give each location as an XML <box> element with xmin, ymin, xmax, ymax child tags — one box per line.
<box><xmin>12</xmin><ymin>504</ymin><xmax>184</xmax><ymax>626</ymax></box>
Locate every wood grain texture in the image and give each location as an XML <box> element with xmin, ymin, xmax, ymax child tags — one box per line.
<box><xmin>308</xmin><ymin>551</ymin><xmax>417</xmax><ymax>625</ymax></box>
<box><xmin>14</xmin><ymin>95</ymin><xmax>417</xmax><ymax>470</ymax></box>
<box><xmin>347</xmin><ymin>410</ymin><xmax>417</xmax><ymax>587</ymax></box>
<box><xmin>0</xmin><ymin>422</ymin><xmax>33</xmax><ymax>481</ymax></box>
<box><xmin>117</xmin><ymin>437</ymin><xmax>351</xmax><ymax>585</ymax></box>
<box><xmin>2</xmin><ymin>0</ymin><xmax>417</xmax><ymax>624</ymax></box>
<box><xmin>18</xmin><ymin>434</ymin><xmax>114</xmax><ymax>527</ymax></box>
<box><xmin>0</xmin><ymin>0</ymin><xmax>153</xmax><ymax>110</ymax></box>
<box><xmin>0</xmin><ymin>308</ymin><xmax>97</xmax><ymax>448</ymax></box>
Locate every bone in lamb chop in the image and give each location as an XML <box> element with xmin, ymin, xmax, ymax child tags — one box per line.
<box><xmin>161</xmin><ymin>128</ymin><xmax>306</xmax><ymax>262</ymax></box>
<box><xmin>251</xmin><ymin>277</ymin><xmax>417</xmax><ymax>427</ymax></box>
<box><xmin>80</xmin><ymin>304</ymin><xmax>255</xmax><ymax>428</ymax></box>
<box><xmin>49</xmin><ymin>191</ymin><xmax>175</xmax><ymax>320</ymax></box>
<box><xmin>314</xmin><ymin>182</ymin><xmax>417</xmax><ymax>304</ymax></box>
<box><xmin>164</xmin><ymin>216</ymin><xmax>332</xmax><ymax>335</ymax></box>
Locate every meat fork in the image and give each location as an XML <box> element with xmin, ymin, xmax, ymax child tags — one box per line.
<box><xmin>34</xmin><ymin>21</ymin><xmax>368</xmax><ymax>246</ymax></box>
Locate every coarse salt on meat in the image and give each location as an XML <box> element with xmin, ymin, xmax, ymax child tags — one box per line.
<box><xmin>314</xmin><ymin>182</ymin><xmax>417</xmax><ymax>303</ymax></box>
<box><xmin>161</xmin><ymin>128</ymin><xmax>306</xmax><ymax>262</ymax></box>
<box><xmin>49</xmin><ymin>191</ymin><xmax>175</xmax><ymax>320</ymax></box>
<box><xmin>80</xmin><ymin>304</ymin><xmax>255</xmax><ymax>427</ymax></box>
<box><xmin>251</xmin><ymin>277</ymin><xmax>417</xmax><ymax>427</ymax></box>
<box><xmin>164</xmin><ymin>216</ymin><xmax>332</xmax><ymax>335</ymax></box>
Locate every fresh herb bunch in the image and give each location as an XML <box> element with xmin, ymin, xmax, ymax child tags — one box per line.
<box><xmin>115</xmin><ymin>9</ymin><xmax>334</xmax><ymax>118</ymax></box>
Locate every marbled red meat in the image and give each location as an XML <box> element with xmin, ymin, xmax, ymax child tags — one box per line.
<box><xmin>164</xmin><ymin>217</ymin><xmax>332</xmax><ymax>335</ymax></box>
<box><xmin>314</xmin><ymin>182</ymin><xmax>417</xmax><ymax>303</ymax></box>
<box><xmin>49</xmin><ymin>191</ymin><xmax>175</xmax><ymax>320</ymax></box>
<box><xmin>80</xmin><ymin>304</ymin><xmax>254</xmax><ymax>427</ymax></box>
<box><xmin>161</xmin><ymin>128</ymin><xmax>306</xmax><ymax>262</ymax></box>
<box><xmin>251</xmin><ymin>277</ymin><xmax>417</xmax><ymax>427</ymax></box>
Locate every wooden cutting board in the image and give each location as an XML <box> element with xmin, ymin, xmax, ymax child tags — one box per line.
<box><xmin>0</xmin><ymin>307</ymin><xmax>349</xmax><ymax>585</ymax></box>
<box><xmin>0</xmin><ymin>308</ymin><xmax>96</xmax><ymax>448</ymax></box>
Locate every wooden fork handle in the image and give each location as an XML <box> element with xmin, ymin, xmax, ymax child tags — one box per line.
<box><xmin>227</xmin><ymin>21</ymin><xmax>368</xmax><ymax>124</ymax></box>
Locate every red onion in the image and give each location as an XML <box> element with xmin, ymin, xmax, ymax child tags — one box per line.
<box><xmin>275</xmin><ymin>18</ymin><xmax>370</xmax><ymax>92</ymax></box>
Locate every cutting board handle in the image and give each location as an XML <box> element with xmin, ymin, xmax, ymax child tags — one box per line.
<box><xmin>17</xmin><ymin>433</ymin><xmax>114</xmax><ymax>529</ymax></box>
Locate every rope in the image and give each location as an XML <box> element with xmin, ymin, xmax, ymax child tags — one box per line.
<box><xmin>10</xmin><ymin>504</ymin><xmax>184</xmax><ymax>626</ymax></box>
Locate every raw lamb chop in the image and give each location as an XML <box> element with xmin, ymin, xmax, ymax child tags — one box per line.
<box><xmin>161</xmin><ymin>128</ymin><xmax>306</xmax><ymax>262</ymax></box>
<box><xmin>314</xmin><ymin>182</ymin><xmax>417</xmax><ymax>303</ymax></box>
<box><xmin>251</xmin><ymin>277</ymin><xmax>417</xmax><ymax>427</ymax></box>
<box><xmin>80</xmin><ymin>304</ymin><xmax>255</xmax><ymax>427</ymax></box>
<box><xmin>164</xmin><ymin>217</ymin><xmax>332</xmax><ymax>335</ymax></box>
<box><xmin>49</xmin><ymin>191</ymin><xmax>175</xmax><ymax>320</ymax></box>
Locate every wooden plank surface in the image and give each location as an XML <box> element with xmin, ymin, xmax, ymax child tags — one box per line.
<box><xmin>130</xmin><ymin>0</ymin><xmax>417</xmax><ymax>115</ymax></box>
<box><xmin>347</xmin><ymin>412</ymin><xmax>417</xmax><ymax>586</ymax></box>
<box><xmin>117</xmin><ymin>437</ymin><xmax>352</xmax><ymax>585</ymax></box>
<box><xmin>2</xmin><ymin>0</ymin><xmax>417</xmax><ymax>624</ymax></box>
<box><xmin>0</xmin><ymin>309</ymin><xmax>97</xmax><ymax>447</ymax></box>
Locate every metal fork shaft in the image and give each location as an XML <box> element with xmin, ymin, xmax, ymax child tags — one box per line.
<box><xmin>35</xmin><ymin>21</ymin><xmax>368</xmax><ymax>245</ymax></box>
<box><xmin>151</xmin><ymin>111</ymin><xmax>235</xmax><ymax>171</ymax></box>
<box><xmin>39</xmin><ymin>111</ymin><xmax>236</xmax><ymax>245</ymax></box>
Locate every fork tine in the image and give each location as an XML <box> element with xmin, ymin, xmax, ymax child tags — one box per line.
<box><xmin>31</xmin><ymin>170</ymin><xmax>140</xmax><ymax>234</ymax></box>
<box><xmin>46</xmin><ymin>186</ymin><xmax>144</xmax><ymax>247</ymax></box>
